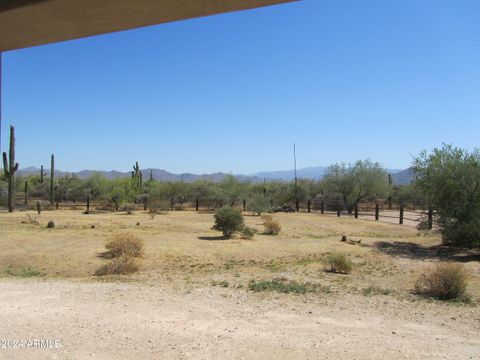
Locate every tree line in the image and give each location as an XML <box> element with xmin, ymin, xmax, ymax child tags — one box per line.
<box><xmin>1</xmin><ymin>126</ymin><xmax>478</xmax><ymax>247</ymax></box>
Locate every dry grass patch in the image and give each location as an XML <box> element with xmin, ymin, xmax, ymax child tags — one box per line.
<box><xmin>102</xmin><ymin>233</ymin><xmax>145</xmax><ymax>259</ymax></box>
<box><xmin>325</xmin><ymin>252</ymin><xmax>353</xmax><ymax>274</ymax></box>
<box><xmin>94</xmin><ymin>255</ymin><xmax>139</xmax><ymax>276</ymax></box>
<box><xmin>414</xmin><ymin>262</ymin><xmax>469</xmax><ymax>301</ymax></box>
<box><xmin>261</xmin><ymin>214</ymin><xmax>281</xmax><ymax>235</ymax></box>
<box><xmin>95</xmin><ymin>233</ymin><xmax>145</xmax><ymax>276</ymax></box>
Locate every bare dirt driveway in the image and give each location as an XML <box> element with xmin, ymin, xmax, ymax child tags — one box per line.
<box><xmin>1</xmin><ymin>278</ymin><xmax>479</xmax><ymax>360</ymax></box>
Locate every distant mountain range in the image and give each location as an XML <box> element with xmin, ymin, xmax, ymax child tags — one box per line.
<box><xmin>17</xmin><ymin>166</ymin><xmax>415</xmax><ymax>185</ymax></box>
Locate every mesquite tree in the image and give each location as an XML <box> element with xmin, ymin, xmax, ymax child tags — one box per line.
<box><xmin>322</xmin><ymin>160</ymin><xmax>389</xmax><ymax>214</ymax></box>
<box><xmin>2</xmin><ymin>126</ymin><xmax>19</xmax><ymax>212</ymax></box>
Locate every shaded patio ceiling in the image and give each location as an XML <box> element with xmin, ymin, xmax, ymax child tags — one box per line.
<box><xmin>0</xmin><ymin>0</ymin><xmax>297</xmax><ymax>52</ymax></box>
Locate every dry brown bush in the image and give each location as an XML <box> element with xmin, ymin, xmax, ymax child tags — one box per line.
<box><xmin>94</xmin><ymin>255</ymin><xmax>139</xmax><ymax>276</ymax></box>
<box><xmin>261</xmin><ymin>214</ymin><xmax>281</xmax><ymax>235</ymax></box>
<box><xmin>414</xmin><ymin>263</ymin><xmax>468</xmax><ymax>300</ymax></box>
<box><xmin>103</xmin><ymin>233</ymin><xmax>145</xmax><ymax>258</ymax></box>
<box><xmin>326</xmin><ymin>252</ymin><xmax>352</xmax><ymax>274</ymax></box>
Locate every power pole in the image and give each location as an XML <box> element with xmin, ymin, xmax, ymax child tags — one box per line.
<box><xmin>294</xmin><ymin>143</ymin><xmax>299</xmax><ymax>211</ymax></box>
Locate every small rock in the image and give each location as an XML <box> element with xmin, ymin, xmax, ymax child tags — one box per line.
<box><xmin>47</xmin><ymin>220</ymin><xmax>55</xmax><ymax>228</ymax></box>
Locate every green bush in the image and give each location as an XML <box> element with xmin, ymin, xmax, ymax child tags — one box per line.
<box><xmin>413</xmin><ymin>145</ymin><xmax>480</xmax><ymax>247</ymax></box>
<box><xmin>326</xmin><ymin>253</ymin><xmax>352</xmax><ymax>274</ymax></box>
<box><xmin>414</xmin><ymin>263</ymin><xmax>468</xmax><ymax>300</ymax></box>
<box><xmin>240</xmin><ymin>226</ymin><xmax>257</xmax><ymax>239</ymax></box>
<box><xmin>212</xmin><ymin>207</ymin><xmax>244</xmax><ymax>238</ymax></box>
<box><xmin>249</xmin><ymin>279</ymin><xmax>329</xmax><ymax>294</ymax></box>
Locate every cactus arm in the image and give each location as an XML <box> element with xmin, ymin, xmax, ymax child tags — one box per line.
<box><xmin>2</xmin><ymin>152</ymin><xmax>9</xmax><ymax>176</ymax></box>
<box><xmin>14</xmin><ymin>162</ymin><xmax>19</xmax><ymax>172</ymax></box>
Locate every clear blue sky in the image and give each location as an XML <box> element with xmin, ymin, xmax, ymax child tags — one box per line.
<box><xmin>2</xmin><ymin>0</ymin><xmax>480</xmax><ymax>174</ymax></box>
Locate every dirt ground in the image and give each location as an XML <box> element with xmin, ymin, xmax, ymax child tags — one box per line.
<box><xmin>0</xmin><ymin>210</ymin><xmax>479</xmax><ymax>359</ymax></box>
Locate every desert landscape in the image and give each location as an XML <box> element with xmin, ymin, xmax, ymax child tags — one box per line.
<box><xmin>2</xmin><ymin>1</ymin><xmax>480</xmax><ymax>359</ymax></box>
<box><xmin>0</xmin><ymin>209</ymin><xmax>479</xmax><ymax>359</ymax></box>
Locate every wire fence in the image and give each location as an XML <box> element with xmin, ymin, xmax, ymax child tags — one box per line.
<box><xmin>10</xmin><ymin>196</ymin><xmax>434</xmax><ymax>229</ymax></box>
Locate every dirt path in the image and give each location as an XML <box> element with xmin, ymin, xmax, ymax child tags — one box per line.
<box><xmin>0</xmin><ymin>279</ymin><xmax>478</xmax><ymax>360</ymax></box>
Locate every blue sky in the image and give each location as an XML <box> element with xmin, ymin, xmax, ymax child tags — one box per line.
<box><xmin>2</xmin><ymin>0</ymin><xmax>480</xmax><ymax>174</ymax></box>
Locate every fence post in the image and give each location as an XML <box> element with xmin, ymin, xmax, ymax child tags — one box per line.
<box><xmin>170</xmin><ymin>197</ymin><xmax>174</xmax><ymax>211</ymax></box>
<box><xmin>195</xmin><ymin>198</ymin><xmax>199</xmax><ymax>212</ymax></box>
<box><xmin>321</xmin><ymin>200</ymin><xmax>324</xmax><ymax>214</ymax></box>
<box><xmin>375</xmin><ymin>203</ymin><xmax>379</xmax><ymax>221</ymax></box>
<box><xmin>86</xmin><ymin>195</ymin><xmax>90</xmax><ymax>214</ymax></box>
<box><xmin>354</xmin><ymin>203</ymin><xmax>358</xmax><ymax>219</ymax></box>
<box><xmin>336</xmin><ymin>203</ymin><xmax>341</xmax><ymax>217</ymax></box>
<box><xmin>428</xmin><ymin>206</ymin><xmax>433</xmax><ymax>230</ymax></box>
<box><xmin>36</xmin><ymin>201</ymin><xmax>41</xmax><ymax>215</ymax></box>
<box><xmin>143</xmin><ymin>197</ymin><xmax>147</xmax><ymax>211</ymax></box>
<box><xmin>388</xmin><ymin>196</ymin><xmax>392</xmax><ymax>210</ymax></box>
<box><xmin>296</xmin><ymin>199</ymin><xmax>300</xmax><ymax>212</ymax></box>
<box><xmin>24</xmin><ymin>181</ymin><xmax>28</xmax><ymax>205</ymax></box>
<box><xmin>243</xmin><ymin>199</ymin><xmax>246</xmax><ymax>212</ymax></box>
<box><xmin>399</xmin><ymin>203</ymin><xmax>404</xmax><ymax>225</ymax></box>
<box><xmin>307</xmin><ymin>200</ymin><xmax>311</xmax><ymax>213</ymax></box>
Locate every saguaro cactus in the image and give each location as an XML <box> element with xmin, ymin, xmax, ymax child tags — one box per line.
<box><xmin>50</xmin><ymin>154</ymin><xmax>55</xmax><ymax>205</ymax></box>
<box><xmin>24</xmin><ymin>180</ymin><xmax>28</xmax><ymax>205</ymax></box>
<box><xmin>38</xmin><ymin>165</ymin><xmax>46</xmax><ymax>183</ymax></box>
<box><xmin>132</xmin><ymin>161</ymin><xmax>142</xmax><ymax>190</ymax></box>
<box><xmin>2</xmin><ymin>126</ymin><xmax>19</xmax><ymax>212</ymax></box>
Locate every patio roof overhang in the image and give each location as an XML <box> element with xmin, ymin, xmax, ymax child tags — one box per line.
<box><xmin>0</xmin><ymin>0</ymin><xmax>297</xmax><ymax>52</ymax></box>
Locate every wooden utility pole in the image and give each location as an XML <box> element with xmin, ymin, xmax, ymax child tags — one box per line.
<box><xmin>293</xmin><ymin>143</ymin><xmax>299</xmax><ymax>212</ymax></box>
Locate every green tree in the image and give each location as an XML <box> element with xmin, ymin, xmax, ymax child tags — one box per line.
<box><xmin>322</xmin><ymin>160</ymin><xmax>389</xmax><ymax>213</ymax></box>
<box><xmin>212</xmin><ymin>207</ymin><xmax>244</xmax><ymax>237</ymax></box>
<box><xmin>413</xmin><ymin>144</ymin><xmax>480</xmax><ymax>247</ymax></box>
<box><xmin>247</xmin><ymin>194</ymin><xmax>271</xmax><ymax>215</ymax></box>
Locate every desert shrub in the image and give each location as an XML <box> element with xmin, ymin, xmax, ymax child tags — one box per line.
<box><xmin>148</xmin><ymin>201</ymin><xmax>169</xmax><ymax>216</ymax></box>
<box><xmin>94</xmin><ymin>255</ymin><xmax>139</xmax><ymax>276</ymax></box>
<box><xmin>362</xmin><ymin>286</ymin><xmax>393</xmax><ymax>296</ymax></box>
<box><xmin>261</xmin><ymin>214</ymin><xmax>281</xmax><ymax>235</ymax></box>
<box><xmin>212</xmin><ymin>207</ymin><xmax>244</xmax><ymax>238</ymax></box>
<box><xmin>122</xmin><ymin>203</ymin><xmax>135</xmax><ymax>214</ymax></box>
<box><xmin>0</xmin><ymin>183</ymin><xmax>7</xmax><ymax>206</ymax></box>
<box><xmin>104</xmin><ymin>233</ymin><xmax>145</xmax><ymax>258</ymax></box>
<box><xmin>249</xmin><ymin>279</ymin><xmax>329</xmax><ymax>294</ymax></box>
<box><xmin>47</xmin><ymin>220</ymin><xmax>55</xmax><ymax>228</ymax></box>
<box><xmin>174</xmin><ymin>204</ymin><xmax>185</xmax><ymax>211</ymax></box>
<box><xmin>20</xmin><ymin>267</ymin><xmax>43</xmax><ymax>277</ymax></box>
<box><xmin>240</xmin><ymin>226</ymin><xmax>257</xmax><ymax>240</ymax></box>
<box><xmin>414</xmin><ymin>263</ymin><xmax>468</xmax><ymax>300</ymax></box>
<box><xmin>147</xmin><ymin>207</ymin><xmax>157</xmax><ymax>220</ymax></box>
<box><xmin>211</xmin><ymin>280</ymin><xmax>230</xmax><ymax>287</ymax></box>
<box><xmin>326</xmin><ymin>252</ymin><xmax>352</xmax><ymax>274</ymax></box>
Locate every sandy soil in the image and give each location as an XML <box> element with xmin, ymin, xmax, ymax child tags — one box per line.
<box><xmin>1</xmin><ymin>210</ymin><xmax>479</xmax><ymax>359</ymax></box>
<box><xmin>0</xmin><ymin>279</ymin><xmax>479</xmax><ymax>360</ymax></box>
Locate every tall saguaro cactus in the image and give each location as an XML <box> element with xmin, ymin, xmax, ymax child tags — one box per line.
<box><xmin>2</xmin><ymin>126</ymin><xmax>19</xmax><ymax>212</ymax></box>
<box><xmin>132</xmin><ymin>161</ymin><xmax>143</xmax><ymax>190</ymax></box>
<box><xmin>38</xmin><ymin>165</ymin><xmax>46</xmax><ymax>183</ymax></box>
<box><xmin>50</xmin><ymin>154</ymin><xmax>55</xmax><ymax>205</ymax></box>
